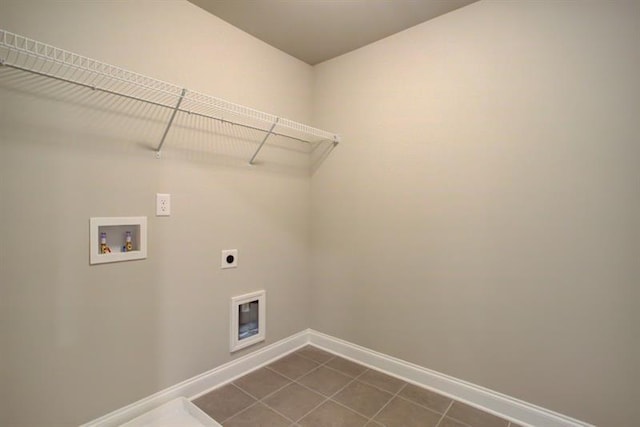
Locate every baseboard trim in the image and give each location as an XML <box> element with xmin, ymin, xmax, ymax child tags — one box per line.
<box><xmin>80</xmin><ymin>329</ymin><xmax>309</xmax><ymax>427</ymax></box>
<box><xmin>308</xmin><ymin>329</ymin><xmax>593</xmax><ymax>427</ymax></box>
<box><xmin>82</xmin><ymin>328</ymin><xmax>593</xmax><ymax>427</ymax></box>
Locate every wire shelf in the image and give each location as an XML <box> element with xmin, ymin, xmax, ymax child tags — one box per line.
<box><xmin>0</xmin><ymin>28</ymin><xmax>340</xmax><ymax>163</ymax></box>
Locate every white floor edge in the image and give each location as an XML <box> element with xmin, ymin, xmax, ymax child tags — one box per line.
<box><xmin>81</xmin><ymin>328</ymin><xmax>593</xmax><ymax>427</ymax></box>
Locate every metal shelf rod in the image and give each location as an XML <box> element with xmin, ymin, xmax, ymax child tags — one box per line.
<box><xmin>156</xmin><ymin>88</ymin><xmax>187</xmax><ymax>156</ymax></box>
<box><xmin>249</xmin><ymin>118</ymin><xmax>279</xmax><ymax>165</ymax></box>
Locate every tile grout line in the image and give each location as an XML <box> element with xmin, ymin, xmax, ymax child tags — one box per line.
<box><xmin>303</xmin><ymin>346</ymin><xmax>509</xmax><ymax>426</ymax></box>
<box><xmin>218</xmin><ymin>398</ymin><xmax>261</xmax><ymax>425</ymax></box>
<box><xmin>256</xmin><ymin>349</ymin><xmax>343</xmax><ymax>424</ymax></box>
<box><xmin>264</xmin><ymin>350</ymin><xmax>334</xmax><ymax>382</ymax></box>
<box><xmin>199</xmin><ymin>354</ymin><xmax>311</xmax><ymax>424</ymax></box>
<box><xmin>327</xmin><ymin>379</ymin><xmax>394</xmax><ymax>422</ymax></box>
<box><xmin>259</xmin><ymin>401</ymin><xmax>296</xmax><ymax>425</ymax></box>
<box><xmin>271</xmin><ymin>349</ymin><xmax>418</xmax><ymax>406</ymax></box>
<box><xmin>365</xmin><ymin>381</ymin><xmax>408</xmax><ymax>426</ymax></box>
<box><xmin>270</xmin><ymin>348</ymin><xmax>447</xmax><ymax>425</ymax></box>
<box><xmin>320</xmin><ymin>360</ymin><xmax>366</xmax><ymax>377</ymax></box>
<box><xmin>223</xmin><ymin>348</ymin><xmax>500</xmax><ymax>427</ymax></box>
<box><xmin>314</xmin><ymin>346</ymin><xmax>450</xmax><ymax>417</ymax></box>
<box><xmin>202</xmin><ymin>347</ymin><xmax>466</xmax><ymax>427</ymax></box>
<box><xmin>326</xmin><ymin>399</ymin><xmax>377</xmax><ymax>423</ymax></box>
<box><xmin>225</xmin><ymin>350</ymin><xmax>333</xmax><ymax>426</ymax></box>
<box><xmin>393</xmin><ymin>392</ymin><xmax>455</xmax><ymax>419</ymax></box>
<box><xmin>290</xmin><ymin>365</ymin><xmax>370</xmax><ymax>423</ymax></box>
<box><xmin>222</xmin><ymin>383</ymin><xmax>265</xmax><ymax>421</ymax></box>
<box><xmin>299</xmin><ymin>367</ymin><xmax>368</xmax><ymax>411</ymax></box>
<box><xmin>230</xmin><ymin>349</ymin><xmax>340</xmax><ymax>425</ymax></box>
<box><xmin>255</xmin><ymin>372</ymin><xmax>337</xmax><ymax>425</ymax></box>
<box><xmin>294</xmin><ymin>348</ymin><xmax>336</xmax><ymax>366</ymax></box>
<box><xmin>392</xmin><ymin>394</ymin><xmax>454</xmax><ymax>423</ymax></box>
<box><xmin>205</xmin><ymin>348</ymin><xmax>349</xmax><ymax>425</ymax></box>
<box><xmin>434</xmin><ymin>400</ymin><xmax>455</xmax><ymax>427</ymax></box>
<box><xmin>355</xmin><ymin>375</ymin><xmax>407</xmax><ymax>397</ymax></box>
<box><xmin>264</xmin><ymin>363</ymin><xmax>324</xmax><ymax>383</ymax></box>
<box><xmin>440</xmin><ymin>402</ymin><xmax>506</xmax><ymax>427</ymax></box>
<box><xmin>232</xmin><ymin>377</ymin><xmax>299</xmax><ymax>424</ymax></box>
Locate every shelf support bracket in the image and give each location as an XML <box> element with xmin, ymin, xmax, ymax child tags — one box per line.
<box><xmin>249</xmin><ymin>117</ymin><xmax>279</xmax><ymax>165</ymax></box>
<box><xmin>156</xmin><ymin>88</ymin><xmax>187</xmax><ymax>158</ymax></box>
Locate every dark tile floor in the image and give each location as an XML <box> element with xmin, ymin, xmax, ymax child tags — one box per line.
<box><xmin>193</xmin><ymin>345</ymin><xmax>522</xmax><ymax>427</ymax></box>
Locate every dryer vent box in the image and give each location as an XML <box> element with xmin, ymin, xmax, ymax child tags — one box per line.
<box><xmin>230</xmin><ymin>290</ymin><xmax>265</xmax><ymax>352</ymax></box>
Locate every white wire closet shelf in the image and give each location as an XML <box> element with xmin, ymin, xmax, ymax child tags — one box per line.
<box><xmin>0</xmin><ymin>28</ymin><xmax>340</xmax><ymax>164</ymax></box>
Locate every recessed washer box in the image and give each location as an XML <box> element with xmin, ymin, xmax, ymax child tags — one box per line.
<box><xmin>90</xmin><ymin>217</ymin><xmax>147</xmax><ymax>265</ymax></box>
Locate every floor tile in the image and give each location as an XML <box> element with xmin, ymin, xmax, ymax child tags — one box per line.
<box><xmin>398</xmin><ymin>383</ymin><xmax>452</xmax><ymax>414</ymax></box>
<box><xmin>332</xmin><ymin>380</ymin><xmax>393</xmax><ymax>418</ymax></box>
<box><xmin>233</xmin><ymin>367</ymin><xmax>291</xmax><ymax>399</ymax></box>
<box><xmin>268</xmin><ymin>354</ymin><xmax>320</xmax><ymax>380</ymax></box>
<box><xmin>193</xmin><ymin>384</ymin><xmax>256</xmax><ymax>422</ymax></box>
<box><xmin>295</xmin><ymin>345</ymin><xmax>335</xmax><ymax>364</ymax></box>
<box><xmin>263</xmin><ymin>382</ymin><xmax>325</xmax><ymax>422</ymax></box>
<box><xmin>438</xmin><ymin>416</ymin><xmax>470</xmax><ymax>427</ymax></box>
<box><xmin>195</xmin><ymin>352</ymin><xmax>516</xmax><ymax>427</ymax></box>
<box><xmin>325</xmin><ymin>356</ymin><xmax>368</xmax><ymax>378</ymax></box>
<box><xmin>298</xmin><ymin>365</ymin><xmax>353</xmax><ymax>396</ymax></box>
<box><xmin>446</xmin><ymin>401</ymin><xmax>509</xmax><ymax>427</ymax></box>
<box><xmin>358</xmin><ymin>369</ymin><xmax>406</xmax><ymax>394</ymax></box>
<box><xmin>298</xmin><ymin>400</ymin><xmax>368</xmax><ymax>427</ymax></box>
<box><xmin>222</xmin><ymin>402</ymin><xmax>290</xmax><ymax>427</ymax></box>
<box><xmin>373</xmin><ymin>396</ymin><xmax>442</xmax><ymax>427</ymax></box>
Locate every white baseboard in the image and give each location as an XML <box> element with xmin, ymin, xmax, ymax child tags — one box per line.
<box><xmin>81</xmin><ymin>328</ymin><xmax>593</xmax><ymax>427</ymax></box>
<box><xmin>308</xmin><ymin>329</ymin><xmax>593</xmax><ymax>427</ymax></box>
<box><xmin>80</xmin><ymin>329</ymin><xmax>309</xmax><ymax>427</ymax></box>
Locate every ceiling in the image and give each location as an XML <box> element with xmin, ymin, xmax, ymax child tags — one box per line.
<box><xmin>188</xmin><ymin>0</ymin><xmax>478</xmax><ymax>65</ymax></box>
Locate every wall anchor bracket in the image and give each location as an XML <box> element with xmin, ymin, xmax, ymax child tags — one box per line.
<box><xmin>156</xmin><ymin>88</ymin><xmax>187</xmax><ymax>158</ymax></box>
<box><xmin>249</xmin><ymin>117</ymin><xmax>279</xmax><ymax>165</ymax></box>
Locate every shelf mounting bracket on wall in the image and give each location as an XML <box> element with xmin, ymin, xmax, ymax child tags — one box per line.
<box><xmin>249</xmin><ymin>117</ymin><xmax>279</xmax><ymax>165</ymax></box>
<box><xmin>156</xmin><ymin>88</ymin><xmax>187</xmax><ymax>158</ymax></box>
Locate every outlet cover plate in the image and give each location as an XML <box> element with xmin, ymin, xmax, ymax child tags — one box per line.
<box><xmin>156</xmin><ymin>193</ymin><xmax>170</xmax><ymax>216</ymax></box>
<box><xmin>221</xmin><ymin>249</ymin><xmax>238</xmax><ymax>269</ymax></box>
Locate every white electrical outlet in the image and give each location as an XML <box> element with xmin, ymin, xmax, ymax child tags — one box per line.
<box><xmin>156</xmin><ymin>193</ymin><xmax>171</xmax><ymax>216</ymax></box>
<box><xmin>221</xmin><ymin>249</ymin><xmax>238</xmax><ymax>269</ymax></box>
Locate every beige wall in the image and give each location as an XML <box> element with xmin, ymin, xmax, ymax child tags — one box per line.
<box><xmin>3</xmin><ymin>1</ymin><xmax>640</xmax><ymax>426</ymax></box>
<box><xmin>311</xmin><ymin>1</ymin><xmax>640</xmax><ymax>426</ymax></box>
<box><xmin>0</xmin><ymin>1</ymin><xmax>313</xmax><ymax>426</ymax></box>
